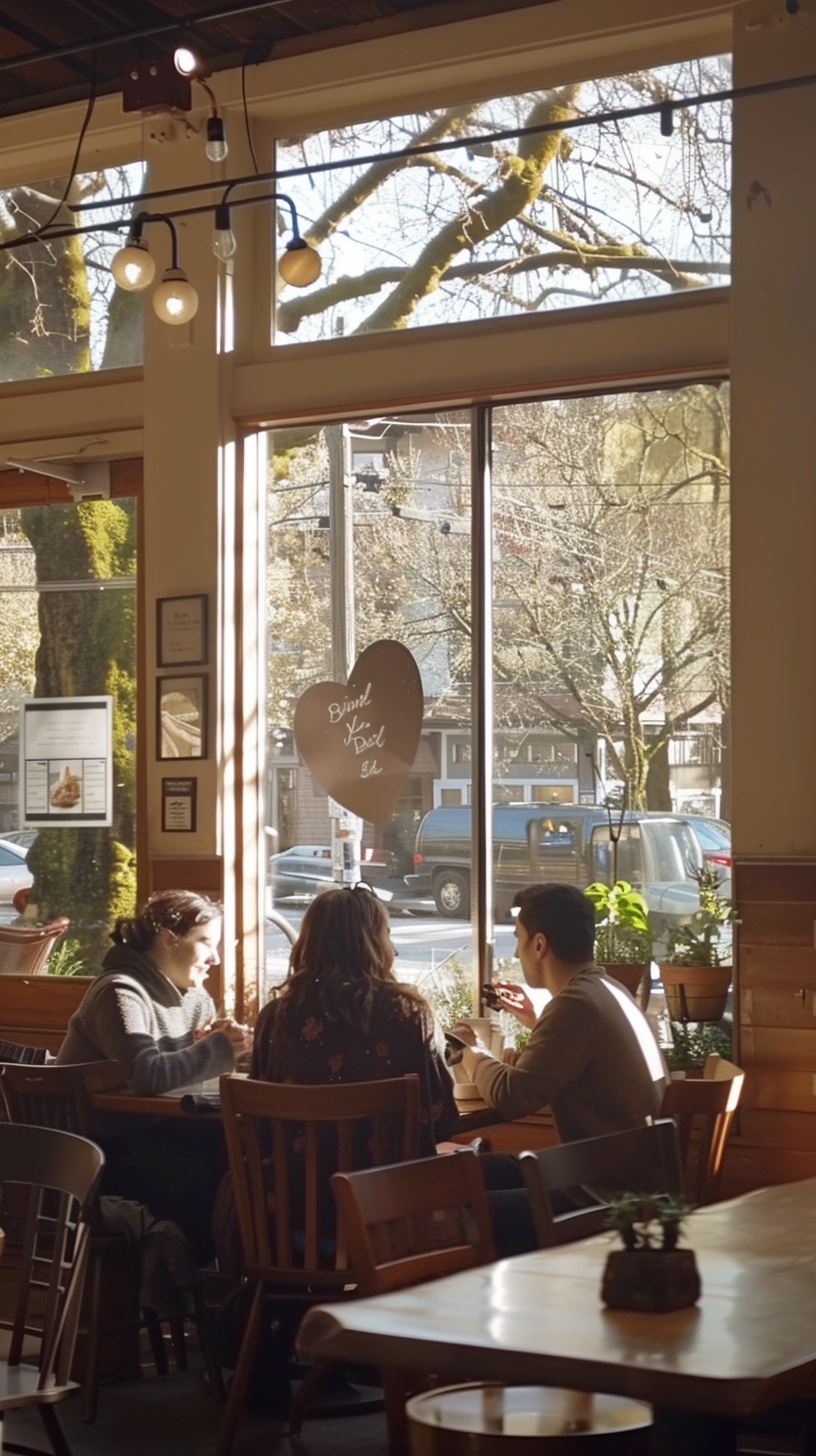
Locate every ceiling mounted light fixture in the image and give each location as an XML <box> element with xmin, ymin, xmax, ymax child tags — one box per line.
<box><xmin>206</xmin><ymin>115</ymin><xmax>228</xmax><ymax>163</ymax></box>
<box><xmin>173</xmin><ymin>42</ymin><xmax>205</xmax><ymax>78</ymax></box>
<box><xmin>197</xmin><ymin>79</ymin><xmax>228</xmax><ymax>162</ymax></box>
<box><xmin>215</xmin><ymin>182</ymin><xmax>321</xmax><ymax>286</ymax></box>
<box><xmin>278</xmin><ymin>233</ymin><xmax>322</xmax><ymax>288</ymax></box>
<box><xmin>212</xmin><ymin>202</ymin><xmax>236</xmax><ymax>260</ymax></box>
<box><xmin>110</xmin><ymin>211</ymin><xmax>198</xmax><ymax>325</ymax></box>
<box><xmin>110</xmin><ymin>218</ymin><xmax>155</xmax><ymax>291</ymax></box>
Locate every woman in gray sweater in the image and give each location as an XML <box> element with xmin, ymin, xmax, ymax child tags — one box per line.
<box><xmin>58</xmin><ymin>889</ymin><xmax>249</xmax><ymax>1092</ymax></box>
<box><xmin>58</xmin><ymin>889</ymin><xmax>250</xmax><ymax>1260</ymax></box>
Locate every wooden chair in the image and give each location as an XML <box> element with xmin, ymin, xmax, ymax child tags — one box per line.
<box><xmin>0</xmin><ymin>919</ymin><xmax>71</xmax><ymax>977</ymax></box>
<box><xmin>0</xmin><ymin>1060</ymin><xmax>224</xmax><ymax>1420</ymax></box>
<box><xmin>0</xmin><ymin>1121</ymin><xmax>103</xmax><ymax>1456</ymax></box>
<box><xmin>661</xmin><ymin>1054</ymin><xmax>745</xmax><ymax>1205</ymax></box>
<box><xmin>332</xmin><ymin>1151</ymin><xmax>653</xmax><ymax>1455</ymax></box>
<box><xmin>330</xmin><ymin>1149</ymin><xmax>495</xmax><ymax>1456</ymax></box>
<box><xmin>331</xmin><ymin>1147</ymin><xmax>496</xmax><ymax>1296</ymax></box>
<box><xmin>518</xmin><ymin>1119</ymin><xmax>684</xmax><ymax>1248</ymax></box>
<box><xmin>216</xmin><ymin>1072</ymin><xmax>421</xmax><ymax>1456</ymax></box>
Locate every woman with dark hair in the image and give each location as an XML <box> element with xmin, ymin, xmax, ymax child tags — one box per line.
<box><xmin>251</xmin><ymin>885</ymin><xmax>457</xmax><ymax>1150</ymax></box>
<box><xmin>57</xmin><ymin>889</ymin><xmax>250</xmax><ymax>1094</ymax></box>
<box><xmin>57</xmin><ymin>890</ymin><xmax>251</xmax><ymax>1261</ymax></box>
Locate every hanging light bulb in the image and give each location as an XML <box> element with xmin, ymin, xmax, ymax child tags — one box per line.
<box><xmin>152</xmin><ymin>267</ymin><xmax>199</xmax><ymax>325</ymax></box>
<box><xmin>205</xmin><ymin>115</ymin><xmax>228</xmax><ymax>163</ymax></box>
<box><xmin>110</xmin><ymin>235</ymin><xmax>155</xmax><ymax>291</ymax></box>
<box><xmin>212</xmin><ymin>203</ymin><xmax>236</xmax><ymax>261</ymax></box>
<box><xmin>278</xmin><ymin>236</ymin><xmax>322</xmax><ymax>288</ymax></box>
<box><xmin>174</xmin><ymin>44</ymin><xmax>201</xmax><ymax>77</ymax></box>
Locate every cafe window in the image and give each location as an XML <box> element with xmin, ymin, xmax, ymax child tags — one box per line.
<box><xmin>264</xmin><ymin>379</ymin><xmax>729</xmax><ymax>1007</ymax></box>
<box><xmin>0</xmin><ymin>497</ymin><xmax>137</xmax><ymax>970</ymax></box>
<box><xmin>0</xmin><ymin>162</ymin><xmax>145</xmax><ymax>383</ymax></box>
<box><xmin>274</xmin><ymin>54</ymin><xmax>730</xmax><ymax>343</ymax></box>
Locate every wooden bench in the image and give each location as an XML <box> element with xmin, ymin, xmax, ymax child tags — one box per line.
<box><xmin>0</xmin><ymin>975</ymin><xmax>91</xmax><ymax>1055</ymax></box>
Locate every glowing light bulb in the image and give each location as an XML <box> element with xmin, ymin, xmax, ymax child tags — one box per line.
<box><xmin>152</xmin><ymin>268</ymin><xmax>198</xmax><ymax>325</ymax></box>
<box><xmin>110</xmin><ymin>239</ymin><xmax>155</xmax><ymax>291</ymax></box>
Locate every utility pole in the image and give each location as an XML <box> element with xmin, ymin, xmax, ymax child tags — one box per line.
<box><xmin>326</xmin><ymin>422</ymin><xmax>361</xmax><ymax>884</ymax></box>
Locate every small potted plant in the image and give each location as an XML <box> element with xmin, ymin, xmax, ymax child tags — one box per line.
<box><xmin>662</xmin><ymin>1018</ymin><xmax>732</xmax><ymax>1077</ymax></box>
<box><xmin>601</xmin><ymin>1192</ymin><xmax>700</xmax><ymax>1311</ymax></box>
<box><xmin>659</xmin><ymin>866</ymin><xmax>737</xmax><ymax>1022</ymax></box>
<box><xmin>584</xmin><ymin>879</ymin><xmax>653</xmax><ymax>1000</ymax></box>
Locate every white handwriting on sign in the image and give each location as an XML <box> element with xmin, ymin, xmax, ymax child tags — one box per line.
<box><xmin>328</xmin><ymin>683</ymin><xmax>372</xmax><ymax>723</ymax></box>
<box><xmin>327</xmin><ymin>682</ymin><xmax>388</xmax><ymax>777</ymax></box>
<box><xmin>343</xmin><ymin>716</ymin><xmax>385</xmax><ymax>756</ymax></box>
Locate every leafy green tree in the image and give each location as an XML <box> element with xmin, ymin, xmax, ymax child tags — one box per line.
<box><xmin>21</xmin><ymin>501</ymin><xmax>137</xmax><ymax>965</ymax></box>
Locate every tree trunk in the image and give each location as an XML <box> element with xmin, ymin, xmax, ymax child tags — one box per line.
<box><xmin>20</xmin><ymin>500</ymin><xmax>137</xmax><ymax>968</ymax></box>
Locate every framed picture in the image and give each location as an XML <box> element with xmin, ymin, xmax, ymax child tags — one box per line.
<box><xmin>161</xmin><ymin>776</ymin><xmax>197</xmax><ymax>832</ymax></box>
<box><xmin>157</xmin><ymin>675</ymin><xmax>207</xmax><ymax>760</ymax></box>
<box><xmin>157</xmin><ymin>594</ymin><xmax>208</xmax><ymax>668</ymax></box>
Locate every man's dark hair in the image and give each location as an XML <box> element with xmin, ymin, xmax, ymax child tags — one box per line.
<box><xmin>513</xmin><ymin>883</ymin><xmax>595</xmax><ymax>963</ymax></box>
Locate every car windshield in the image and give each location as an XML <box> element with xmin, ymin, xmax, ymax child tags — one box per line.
<box><xmin>642</xmin><ymin>821</ymin><xmax>701</xmax><ymax>881</ymax></box>
<box><xmin>687</xmin><ymin>818</ymin><xmax>731</xmax><ymax>851</ymax></box>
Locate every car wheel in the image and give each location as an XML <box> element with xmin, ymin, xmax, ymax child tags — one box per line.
<box><xmin>434</xmin><ymin>870</ymin><xmax>470</xmax><ymax>918</ymax></box>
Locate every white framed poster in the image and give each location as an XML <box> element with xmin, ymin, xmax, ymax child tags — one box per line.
<box><xmin>20</xmin><ymin>696</ymin><xmax>113</xmax><ymax>827</ymax></box>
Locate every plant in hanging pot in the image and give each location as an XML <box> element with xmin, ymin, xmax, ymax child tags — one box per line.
<box><xmin>601</xmin><ymin>1192</ymin><xmax>700</xmax><ymax>1311</ymax></box>
<box><xmin>584</xmin><ymin>879</ymin><xmax>654</xmax><ymax>1000</ymax></box>
<box><xmin>659</xmin><ymin>866</ymin><xmax>738</xmax><ymax>1023</ymax></box>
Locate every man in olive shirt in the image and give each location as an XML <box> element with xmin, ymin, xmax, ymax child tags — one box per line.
<box><xmin>454</xmin><ymin>882</ymin><xmax>666</xmax><ymax>1252</ymax></box>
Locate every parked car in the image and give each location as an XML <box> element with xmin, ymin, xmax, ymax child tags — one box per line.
<box><xmin>0</xmin><ymin>836</ymin><xmax>33</xmax><ymax>905</ymax></box>
<box><xmin>269</xmin><ymin>844</ymin><xmax>393</xmax><ymax>902</ymax></box>
<box><xmin>1</xmin><ymin>828</ymin><xmax>38</xmax><ymax>851</ymax></box>
<box><xmin>404</xmin><ymin>804</ymin><xmax>731</xmax><ymax>935</ymax></box>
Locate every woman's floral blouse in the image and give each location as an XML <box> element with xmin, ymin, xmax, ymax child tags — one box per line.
<box><xmin>251</xmin><ymin>984</ymin><xmax>458</xmax><ymax>1152</ymax></box>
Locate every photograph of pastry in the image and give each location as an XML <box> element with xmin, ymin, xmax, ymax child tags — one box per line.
<box><xmin>49</xmin><ymin>763</ymin><xmax>82</xmax><ymax>810</ymax></box>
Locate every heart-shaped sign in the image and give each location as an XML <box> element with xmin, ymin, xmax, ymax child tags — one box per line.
<box><xmin>293</xmin><ymin>640</ymin><xmax>423</xmax><ymax>826</ymax></box>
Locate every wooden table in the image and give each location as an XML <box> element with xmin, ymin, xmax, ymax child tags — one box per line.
<box><xmin>298</xmin><ymin>1178</ymin><xmax>816</xmax><ymax>1420</ymax></box>
<box><xmin>89</xmin><ymin>1086</ymin><xmax>221</xmax><ymax>1118</ymax></box>
<box><xmin>449</xmin><ymin>1091</ymin><xmax>558</xmax><ymax>1152</ymax></box>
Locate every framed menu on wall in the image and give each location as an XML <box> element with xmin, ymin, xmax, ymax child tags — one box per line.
<box><xmin>157</xmin><ymin>594</ymin><xmax>208</xmax><ymax>668</ymax></box>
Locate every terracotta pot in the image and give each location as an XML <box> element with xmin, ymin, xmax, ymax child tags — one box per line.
<box><xmin>602</xmin><ymin>1248</ymin><xmax>701</xmax><ymax>1311</ymax></box>
<box><xmin>603</xmin><ymin>962</ymin><xmax>648</xmax><ymax>998</ymax></box>
<box><xmin>659</xmin><ymin>963</ymin><xmax>731</xmax><ymax>1022</ymax></box>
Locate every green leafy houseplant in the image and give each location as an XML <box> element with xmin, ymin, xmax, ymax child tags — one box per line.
<box><xmin>662</xmin><ymin>1018</ymin><xmax>732</xmax><ymax>1073</ymax></box>
<box><xmin>602</xmin><ymin>1192</ymin><xmax>701</xmax><ymax>1311</ymax></box>
<box><xmin>663</xmin><ymin>866</ymin><xmax>737</xmax><ymax>968</ymax></box>
<box><xmin>660</xmin><ymin>866</ymin><xmax>738</xmax><ymax>1022</ymax></box>
<box><xmin>584</xmin><ymin>879</ymin><xmax>653</xmax><ymax>964</ymax></box>
<box><xmin>606</xmin><ymin>1192</ymin><xmax>693</xmax><ymax>1252</ymax></box>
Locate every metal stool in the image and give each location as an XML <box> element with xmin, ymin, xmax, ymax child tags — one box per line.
<box><xmin>406</xmin><ymin>1384</ymin><xmax>652</xmax><ymax>1455</ymax></box>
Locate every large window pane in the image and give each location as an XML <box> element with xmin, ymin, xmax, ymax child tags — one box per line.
<box><xmin>0</xmin><ymin>503</ymin><xmax>137</xmax><ymax>968</ymax></box>
<box><xmin>0</xmin><ymin>163</ymin><xmax>145</xmax><ymax>380</ymax></box>
<box><xmin>276</xmin><ymin>55</ymin><xmax>730</xmax><ymax>343</ymax></box>
<box><xmin>491</xmin><ymin>384</ymin><xmax>729</xmax><ymax>817</ymax></box>
<box><xmin>265</xmin><ymin>411</ymin><xmax>485</xmax><ymax>1017</ymax></box>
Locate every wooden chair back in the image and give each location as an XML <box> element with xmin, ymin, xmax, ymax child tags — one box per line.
<box><xmin>660</xmin><ymin>1055</ymin><xmax>745</xmax><ymax>1205</ymax></box>
<box><xmin>331</xmin><ymin>1149</ymin><xmax>496</xmax><ymax>1296</ymax></box>
<box><xmin>0</xmin><ymin>974</ymin><xmax>92</xmax><ymax>1055</ymax></box>
<box><xmin>0</xmin><ymin>918</ymin><xmax>71</xmax><ymax>976</ymax></box>
<box><xmin>219</xmin><ymin>1073</ymin><xmax>421</xmax><ymax>1292</ymax></box>
<box><xmin>519</xmin><ymin>1119</ymin><xmax>684</xmax><ymax>1247</ymax></box>
<box><xmin>1</xmin><ymin>1060</ymin><xmax>124</xmax><ymax>1138</ymax></box>
<box><xmin>0</xmin><ymin>1122</ymin><xmax>101</xmax><ymax>1392</ymax></box>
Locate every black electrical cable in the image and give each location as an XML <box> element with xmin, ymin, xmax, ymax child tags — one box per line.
<box><xmin>241</xmin><ymin>53</ymin><xmax>261</xmax><ymax>175</ymax></box>
<box><xmin>68</xmin><ymin>65</ymin><xmax>816</xmax><ymax>220</ymax></box>
<box><xmin>8</xmin><ymin>60</ymin><xmax>97</xmax><ymax>248</ymax></box>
